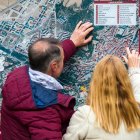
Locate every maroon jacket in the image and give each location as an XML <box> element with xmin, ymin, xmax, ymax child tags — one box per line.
<box><xmin>1</xmin><ymin>39</ymin><xmax>76</xmax><ymax>140</ymax></box>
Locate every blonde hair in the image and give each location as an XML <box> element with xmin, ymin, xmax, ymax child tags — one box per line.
<box><xmin>87</xmin><ymin>55</ymin><xmax>140</xmax><ymax>134</ymax></box>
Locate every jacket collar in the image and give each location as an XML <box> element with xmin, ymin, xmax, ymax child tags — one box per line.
<box><xmin>29</xmin><ymin>67</ymin><xmax>63</xmax><ymax>90</ymax></box>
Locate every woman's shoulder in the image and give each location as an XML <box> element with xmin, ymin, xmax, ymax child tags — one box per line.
<box><xmin>76</xmin><ymin>105</ymin><xmax>96</xmax><ymax>121</ymax></box>
<box><xmin>78</xmin><ymin>104</ymin><xmax>91</xmax><ymax>111</ymax></box>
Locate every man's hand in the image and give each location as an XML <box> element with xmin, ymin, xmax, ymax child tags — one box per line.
<box><xmin>123</xmin><ymin>47</ymin><xmax>140</xmax><ymax>68</ymax></box>
<box><xmin>70</xmin><ymin>21</ymin><xmax>93</xmax><ymax>47</ymax></box>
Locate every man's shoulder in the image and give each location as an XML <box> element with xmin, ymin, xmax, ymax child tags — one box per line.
<box><xmin>57</xmin><ymin>93</ymin><xmax>75</xmax><ymax>109</ymax></box>
<box><xmin>4</xmin><ymin>65</ymin><xmax>29</xmax><ymax>85</ymax></box>
<box><xmin>7</xmin><ymin>65</ymin><xmax>28</xmax><ymax>78</ymax></box>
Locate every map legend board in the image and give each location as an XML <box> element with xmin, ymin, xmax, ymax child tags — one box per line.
<box><xmin>94</xmin><ymin>2</ymin><xmax>136</xmax><ymax>25</ymax></box>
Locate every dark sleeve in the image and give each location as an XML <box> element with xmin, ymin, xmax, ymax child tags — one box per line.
<box><xmin>62</xmin><ymin>107</ymin><xmax>75</xmax><ymax>135</ymax></box>
<box><xmin>61</xmin><ymin>39</ymin><xmax>76</xmax><ymax>62</ymax></box>
<box><xmin>61</xmin><ymin>98</ymin><xmax>75</xmax><ymax>135</ymax></box>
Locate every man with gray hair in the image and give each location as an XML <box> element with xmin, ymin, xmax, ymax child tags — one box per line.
<box><xmin>1</xmin><ymin>21</ymin><xmax>93</xmax><ymax>140</ymax></box>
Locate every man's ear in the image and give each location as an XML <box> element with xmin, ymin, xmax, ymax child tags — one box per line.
<box><xmin>50</xmin><ymin>60</ymin><xmax>58</xmax><ymax>73</ymax></box>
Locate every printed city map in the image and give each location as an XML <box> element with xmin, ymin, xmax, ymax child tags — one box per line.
<box><xmin>0</xmin><ymin>0</ymin><xmax>139</xmax><ymax>107</ymax></box>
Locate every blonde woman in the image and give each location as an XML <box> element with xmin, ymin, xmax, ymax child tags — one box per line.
<box><xmin>63</xmin><ymin>47</ymin><xmax>140</xmax><ymax>140</ymax></box>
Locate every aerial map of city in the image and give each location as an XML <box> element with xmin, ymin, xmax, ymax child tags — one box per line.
<box><xmin>0</xmin><ymin>0</ymin><xmax>139</xmax><ymax>107</ymax></box>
